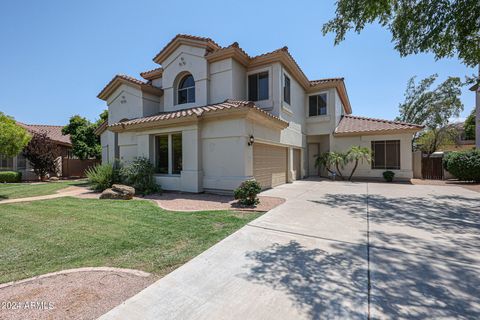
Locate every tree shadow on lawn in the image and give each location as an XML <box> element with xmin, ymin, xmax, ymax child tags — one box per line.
<box><xmin>241</xmin><ymin>237</ymin><xmax>480</xmax><ymax>319</ymax></box>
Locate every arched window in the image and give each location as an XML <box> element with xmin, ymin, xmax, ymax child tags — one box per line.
<box><xmin>177</xmin><ymin>74</ymin><xmax>195</xmax><ymax>104</ymax></box>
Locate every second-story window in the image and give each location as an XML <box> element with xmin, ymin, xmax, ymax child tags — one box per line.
<box><xmin>309</xmin><ymin>93</ymin><xmax>327</xmax><ymax>117</ymax></box>
<box><xmin>283</xmin><ymin>75</ymin><xmax>291</xmax><ymax>104</ymax></box>
<box><xmin>248</xmin><ymin>71</ymin><xmax>269</xmax><ymax>101</ymax></box>
<box><xmin>177</xmin><ymin>74</ymin><xmax>195</xmax><ymax>104</ymax></box>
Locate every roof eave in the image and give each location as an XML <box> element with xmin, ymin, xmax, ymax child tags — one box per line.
<box><xmin>109</xmin><ymin>115</ymin><xmax>199</xmax><ymax>132</ymax></box>
<box><xmin>140</xmin><ymin>68</ymin><xmax>164</xmax><ymax>80</ymax></box>
<box><xmin>333</xmin><ymin>128</ymin><xmax>422</xmax><ymax>137</ymax></box>
<box><xmin>97</xmin><ymin>77</ymin><xmax>163</xmax><ymax>101</ymax></box>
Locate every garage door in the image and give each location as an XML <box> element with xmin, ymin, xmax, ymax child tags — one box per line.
<box><xmin>253</xmin><ymin>143</ymin><xmax>287</xmax><ymax>189</ymax></box>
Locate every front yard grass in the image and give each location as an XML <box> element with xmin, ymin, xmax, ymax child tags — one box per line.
<box><xmin>0</xmin><ymin>197</ymin><xmax>261</xmax><ymax>283</ymax></box>
<box><xmin>0</xmin><ymin>180</ymin><xmax>86</xmax><ymax>200</ymax></box>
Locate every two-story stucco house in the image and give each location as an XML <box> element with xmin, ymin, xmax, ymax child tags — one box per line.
<box><xmin>96</xmin><ymin>34</ymin><xmax>422</xmax><ymax>193</ymax></box>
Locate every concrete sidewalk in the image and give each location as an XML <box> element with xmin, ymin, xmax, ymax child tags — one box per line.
<box><xmin>0</xmin><ymin>186</ymin><xmax>94</xmax><ymax>204</ymax></box>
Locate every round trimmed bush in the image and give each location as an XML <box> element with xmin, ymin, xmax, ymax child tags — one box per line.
<box><xmin>234</xmin><ymin>180</ymin><xmax>262</xmax><ymax>206</ymax></box>
<box><xmin>443</xmin><ymin>150</ymin><xmax>480</xmax><ymax>182</ymax></box>
<box><xmin>383</xmin><ymin>171</ymin><xmax>395</xmax><ymax>182</ymax></box>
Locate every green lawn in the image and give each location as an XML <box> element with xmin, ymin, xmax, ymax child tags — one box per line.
<box><xmin>0</xmin><ymin>180</ymin><xmax>86</xmax><ymax>200</ymax></box>
<box><xmin>0</xmin><ymin>197</ymin><xmax>261</xmax><ymax>283</ymax></box>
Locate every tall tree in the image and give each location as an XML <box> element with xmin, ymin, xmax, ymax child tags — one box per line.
<box><xmin>396</xmin><ymin>74</ymin><xmax>464</xmax><ymax>154</ymax></box>
<box><xmin>0</xmin><ymin>112</ymin><xmax>31</xmax><ymax>156</ymax></box>
<box><xmin>397</xmin><ymin>74</ymin><xmax>463</xmax><ymax>127</ymax></box>
<box><xmin>464</xmin><ymin>108</ymin><xmax>476</xmax><ymax>140</ymax></box>
<box><xmin>23</xmin><ymin>132</ymin><xmax>59</xmax><ymax>180</ymax></box>
<box><xmin>322</xmin><ymin>0</ymin><xmax>480</xmax><ymax>68</ymax></box>
<box><xmin>62</xmin><ymin>115</ymin><xmax>102</xmax><ymax>160</ymax></box>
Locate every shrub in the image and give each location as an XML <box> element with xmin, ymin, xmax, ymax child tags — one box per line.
<box><xmin>120</xmin><ymin>157</ymin><xmax>160</xmax><ymax>195</ymax></box>
<box><xmin>23</xmin><ymin>132</ymin><xmax>59</xmax><ymax>180</ymax></box>
<box><xmin>383</xmin><ymin>171</ymin><xmax>395</xmax><ymax>182</ymax></box>
<box><xmin>86</xmin><ymin>162</ymin><xmax>121</xmax><ymax>192</ymax></box>
<box><xmin>443</xmin><ymin>150</ymin><xmax>480</xmax><ymax>182</ymax></box>
<box><xmin>0</xmin><ymin>171</ymin><xmax>22</xmax><ymax>183</ymax></box>
<box><xmin>234</xmin><ymin>180</ymin><xmax>262</xmax><ymax>206</ymax></box>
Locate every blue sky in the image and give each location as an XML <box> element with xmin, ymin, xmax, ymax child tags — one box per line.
<box><xmin>0</xmin><ymin>0</ymin><xmax>475</xmax><ymax>125</ymax></box>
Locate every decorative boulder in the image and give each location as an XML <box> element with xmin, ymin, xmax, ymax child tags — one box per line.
<box><xmin>100</xmin><ymin>184</ymin><xmax>135</xmax><ymax>200</ymax></box>
<box><xmin>49</xmin><ymin>177</ymin><xmax>59</xmax><ymax>182</ymax></box>
<box><xmin>112</xmin><ymin>184</ymin><xmax>135</xmax><ymax>195</ymax></box>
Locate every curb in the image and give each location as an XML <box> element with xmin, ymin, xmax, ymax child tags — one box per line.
<box><xmin>0</xmin><ymin>267</ymin><xmax>151</xmax><ymax>289</ymax></box>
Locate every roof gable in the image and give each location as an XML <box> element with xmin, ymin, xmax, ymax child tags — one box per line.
<box><xmin>152</xmin><ymin>34</ymin><xmax>221</xmax><ymax>64</ymax></box>
<box><xmin>97</xmin><ymin>74</ymin><xmax>163</xmax><ymax>101</ymax></box>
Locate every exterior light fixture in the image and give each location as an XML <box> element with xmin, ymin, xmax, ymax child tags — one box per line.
<box><xmin>248</xmin><ymin>135</ymin><xmax>255</xmax><ymax>146</ymax></box>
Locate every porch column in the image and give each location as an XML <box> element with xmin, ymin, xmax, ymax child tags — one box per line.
<box><xmin>287</xmin><ymin>147</ymin><xmax>294</xmax><ymax>183</ymax></box>
<box><xmin>181</xmin><ymin>127</ymin><xmax>203</xmax><ymax>192</ymax></box>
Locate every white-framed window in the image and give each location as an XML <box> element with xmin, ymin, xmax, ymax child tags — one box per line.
<box><xmin>248</xmin><ymin>71</ymin><xmax>269</xmax><ymax>101</ymax></box>
<box><xmin>283</xmin><ymin>74</ymin><xmax>291</xmax><ymax>104</ymax></box>
<box><xmin>155</xmin><ymin>133</ymin><xmax>182</xmax><ymax>175</ymax></box>
<box><xmin>308</xmin><ymin>93</ymin><xmax>327</xmax><ymax>117</ymax></box>
<box><xmin>371</xmin><ymin>140</ymin><xmax>401</xmax><ymax>170</ymax></box>
<box><xmin>177</xmin><ymin>74</ymin><xmax>195</xmax><ymax>104</ymax></box>
<box><xmin>0</xmin><ymin>154</ymin><xmax>14</xmax><ymax>170</ymax></box>
<box><xmin>16</xmin><ymin>153</ymin><xmax>27</xmax><ymax>170</ymax></box>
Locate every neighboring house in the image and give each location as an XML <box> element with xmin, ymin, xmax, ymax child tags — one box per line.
<box><xmin>96</xmin><ymin>34</ymin><xmax>423</xmax><ymax>193</ymax></box>
<box><xmin>437</xmin><ymin>122</ymin><xmax>476</xmax><ymax>151</ymax></box>
<box><xmin>470</xmin><ymin>81</ymin><xmax>479</xmax><ymax>149</ymax></box>
<box><xmin>0</xmin><ymin>123</ymin><xmax>72</xmax><ymax>180</ymax></box>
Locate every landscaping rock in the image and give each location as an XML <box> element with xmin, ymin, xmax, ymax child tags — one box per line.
<box><xmin>100</xmin><ymin>186</ymin><xmax>134</xmax><ymax>200</ymax></box>
<box><xmin>49</xmin><ymin>177</ymin><xmax>59</xmax><ymax>181</ymax></box>
<box><xmin>112</xmin><ymin>184</ymin><xmax>135</xmax><ymax>196</ymax></box>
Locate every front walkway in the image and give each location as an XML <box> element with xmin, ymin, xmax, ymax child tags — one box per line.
<box><xmin>0</xmin><ymin>186</ymin><xmax>94</xmax><ymax>204</ymax></box>
<box><xmin>99</xmin><ymin>180</ymin><xmax>480</xmax><ymax>319</ymax></box>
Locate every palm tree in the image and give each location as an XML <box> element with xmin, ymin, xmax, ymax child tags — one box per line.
<box><xmin>315</xmin><ymin>151</ymin><xmax>347</xmax><ymax>180</ymax></box>
<box><xmin>346</xmin><ymin>146</ymin><xmax>372</xmax><ymax>181</ymax></box>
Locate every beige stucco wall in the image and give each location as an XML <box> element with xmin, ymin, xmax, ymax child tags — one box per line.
<box><xmin>305</xmin><ymin>88</ymin><xmax>339</xmax><ymax>136</ymax></box>
<box><xmin>331</xmin><ymin>133</ymin><xmax>414</xmax><ymax>180</ymax></box>
<box><xmin>161</xmin><ymin>45</ymin><xmax>209</xmax><ymax>111</ymax></box>
<box><xmin>107</xmin><ymin>85</ymin><xmax>144</xmax><ymax>124</ymax></box>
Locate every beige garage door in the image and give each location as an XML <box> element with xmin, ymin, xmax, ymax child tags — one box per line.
<box><xmin>253</xmin><ymin>143</ymin><xmax>287</xmax><ymax>189</ymax></box>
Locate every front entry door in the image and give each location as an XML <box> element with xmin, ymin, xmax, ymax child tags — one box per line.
<box><xmin>308</xmin><ymin>143</ymin><xmax>320</xmax><ymax>176</ymax></box>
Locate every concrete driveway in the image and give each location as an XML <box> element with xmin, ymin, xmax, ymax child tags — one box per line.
<box><xmin>100</xmin><ymin>180</ymin><xmax>480</xmax><ymax>320</ymax></box>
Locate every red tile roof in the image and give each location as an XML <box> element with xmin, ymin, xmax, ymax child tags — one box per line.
<box><xmin>334</xmin><ymin>115</ymin><xmax>424</xmax><ymax>136</ymax></box>
<box><xmin>310</xmin><ymin>78</ymin><xmax>344</xmax><ymax>86</ymax></box>
<box><xmin>17</xmin><ymin>123</ymin><xmax>72</xmax><ymax>146</ymax></box>
<box><xmin>140</xmin><ymin>67</ymin><xmax>164</xmax><ymax>80</ymax></box>
<box><xmin>109</xmin><ymin>100</ymin><xmax>288</xmax><ymax>131</ymax></box>
<box><xmin>97</xmin><ymin>74</ymin><xmax>163</xmax><ymax>100</ymax></box>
